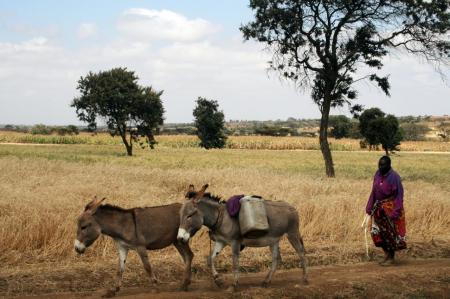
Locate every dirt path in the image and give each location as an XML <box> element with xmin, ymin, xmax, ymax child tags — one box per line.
<box><xmin>7</xmin><ymin>259</ymin><xmax>449</xmax><ymax>299</ymax></box>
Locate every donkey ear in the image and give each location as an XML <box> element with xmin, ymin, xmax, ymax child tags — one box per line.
<box><xmin>192</xmin><ymin>184</ymin><xmax>209</xmax><ymax>202</ymax></box>
<box><xmin>200</xmin><ymin>184</ymin><xmax>209</xmax><ymax>192</ymax></box>
<box><xmin>185</xmin><ymin>184</ymin><xmax>196</xmax><ymax>200</ymax></box>
<box><xmin>90</xmin><ymin>197</ymin><xmax>106</xmax><ymax>213</ymax></box>
<box><xmin>86</xmin><ymin>196</ymin><xmax>106</xmax><ymax>213</ymax></box>
<box><xmin>84</xmin><ymin>196</ymin><xmax>98</xmax><ymax>211</ymax></box>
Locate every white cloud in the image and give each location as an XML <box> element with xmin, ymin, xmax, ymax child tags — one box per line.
<box><xmin>77</xmin><ymin>23</ymin><xmax>97</xmax><ymax>39</ymax></box>
<box><xmin>117</xmin><ymin>8</ymin><xmax>219</xmax><ymax>42</ymax></box>
<box><xmin>0</xmin><ymin>8</ymin><xmax>449</xmax><ymax>125</ymax></box>
<box><xmin>0</xmin><ymin>37</ymin><xmax>54</xmax><ymax>54</ymax></box>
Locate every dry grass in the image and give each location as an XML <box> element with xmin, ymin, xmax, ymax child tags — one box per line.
<box><xmin>0</xmin><ymin>144</ymin><xmax>449</xmax><ymax>295</ymax></box>
<box><xmin>1</xmin><ymin>131</ymin><xmax>450</xmax><ymax>152</ymax></box>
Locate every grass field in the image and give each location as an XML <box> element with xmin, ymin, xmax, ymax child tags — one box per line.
<box><xmin>0</xmin><ymin>142</ymin><xmax>449</xmax><ymax>295</ymax></box>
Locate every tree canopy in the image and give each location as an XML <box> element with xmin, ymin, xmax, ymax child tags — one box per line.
<box><xmin>359</xmin><ymin>108</ymin><xmax>403</xmax><ymax>155</ymax></box>
<box><xmin>329</xmin><ymin>115</ymin><xmax>351</xmax><ymax>139</ymax></box>
<box><xmin>193</xmin><ymin>97</ymin><xmax>227</xmax><ymax>149</ymax></box>
<box><xmin>241</xmin><ymin>0</ymin><xmax>450</xmax><ymax>176</ymax></box>
<box><xmin>71</xmin><ymin>68</ymin><xmax>164</xmax><ymax>156</ymax></box>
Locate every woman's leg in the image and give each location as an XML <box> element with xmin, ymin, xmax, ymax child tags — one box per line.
<box><xmin>379</xmin><ymin>246</ymin><xmax>390</xmax><ymax>265</ymax></box>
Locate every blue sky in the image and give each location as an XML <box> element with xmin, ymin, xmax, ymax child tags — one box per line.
<box><xmin>0</xmin><ymin>1</ymin><xmax>449</xmax><ymax>125</ymax></box>
<box><xmin>0</xmin><ymin>1</ymin><xmax>252</xmax><ymax>43</ymax></box>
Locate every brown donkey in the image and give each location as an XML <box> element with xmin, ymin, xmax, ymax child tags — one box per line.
<box><xmin>177</xmin><ymin>184</ymin><xmax>308</xmax><ymax>292</ymax></box>
<box><xmin>75</xmin><ymin>197</ymin><xmax>193</xmax><ymax>297</ymax></box>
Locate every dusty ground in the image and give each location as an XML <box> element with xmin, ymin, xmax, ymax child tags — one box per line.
<box><xmin>2</xmin><ymin>259</ymin><xmax>449</xmax><ymax>299</ymax></box>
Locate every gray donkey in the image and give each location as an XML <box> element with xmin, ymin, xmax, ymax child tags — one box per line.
<box><xmin>177</xmin><ymin>184</ymin><xmax>308</xmax><ymax>291</ymax></box>
<box><xmin>74</xmin><ymin>197</ymin><xmax>193</xmax><ymax>297</ymax></box>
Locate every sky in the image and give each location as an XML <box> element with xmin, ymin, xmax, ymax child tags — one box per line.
<box><xmin>0</xmin><ymin>0</ymin><xmax>449</xmax><ymax>125</ymax></box>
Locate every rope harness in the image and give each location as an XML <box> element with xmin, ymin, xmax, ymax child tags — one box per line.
<box><xmin>208</xmin><ymin>205</ymin><xmax>225</xmax><ymax>261</ymax></box>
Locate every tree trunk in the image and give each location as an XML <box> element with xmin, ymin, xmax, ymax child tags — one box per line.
<box><xmin>319</xmin><ymin>99</ymin><xmax>335</xmax><ymax>178</ymax></box>
<box><xmin>119</xmin><ymin>131</ymin><xmax>133</xmax><ymax>156</ymax></box>
<box><xmin>146</xmin><ymin>133</ymin><xmax>156</xmax><ymax>149</ymax></box>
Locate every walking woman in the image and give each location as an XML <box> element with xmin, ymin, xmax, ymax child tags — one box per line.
<box><xmin>366</xmin><ymin>156</ymin><xmax>406</xmax><ymax>265</ymax></box>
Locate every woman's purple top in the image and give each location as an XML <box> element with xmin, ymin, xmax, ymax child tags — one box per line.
<box><xmin>365</xmin><ymin>169</ymin><xmax>404</xmax><ymax>219</ymax></box>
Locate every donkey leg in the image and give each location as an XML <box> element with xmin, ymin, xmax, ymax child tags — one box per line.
<box><xmin>287</xmin><ymin>230</ymin><xmax>308</xmax><ymax>284</ymax></box>
<box><xmin>270</xmin><ymin>244</ymin><xmax>282</xmax><ymax>264</ymax></box>
<box><xmin>262</xmin><ymin>242</ymin><xmax>280</xmax><ymax>288</ymax></box>
<box><xmin>174</xmin><ymin>242</ymin><xmax>194</xmax><ymax>291</ymax></box>
<box><xmin>229</xmin><ymin>241</ymin><xmax>241</xmax><ymax>292</ymax></box>
<box><xmin>103</xmin><ymin>242</ymin><xmax>128</xmax><ymax>298</ymax></box>
<box><xmin>210</xmin><ymin>241</ymin><xmax>226</xmax><ymax>287</ymax></box>
<box><xmin>136</xmin><ymin>247</ymin><xmax>159</xmax><ymax>285</ymax></box>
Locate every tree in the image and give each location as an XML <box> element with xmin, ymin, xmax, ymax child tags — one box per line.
<box><xmin>358</xmin><ymin>107</ymin><xmax>385</xmax><ymax>138</ymax></box>
<box><xmin>71</xmin><ymin>68</ymin><xmax>164</xmax><ymax>156</ymax></box>
<box><xmin>241</xmin><ymin>0</ymin><xmax>450</xmax><ymax>177</ymax></box>
<box><xmin>193</xmin><ymin>97</ymin><xmax>227</xmax><ymax>149</ymax></box>
<box><xmin>376</xmin><ymin>115</ymin><xmax>403</xmax><ymax>155</ymax></box>
<box><xmin>359</xmin><ymin>108</ymin><xmax>403</xmax><ymax>155</ymax></box>
<box><xmin>329</xmin><ymin>115</ymin><xmax>351</xmax><ymax>139</ymax></box>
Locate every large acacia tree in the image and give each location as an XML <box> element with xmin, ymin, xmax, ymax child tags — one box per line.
<box><xmin>72</xmin><ymin>68</ymin><xmax>164</xmax><ymax>156</ymax></box>
<box><xmin>241</xmin><ymin>0</ymin><xmax>450</xmax><ymax>177</ymax></box>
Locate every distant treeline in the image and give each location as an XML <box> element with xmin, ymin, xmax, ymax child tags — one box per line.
<box><xmin>1</xmin><ymin>124</ymin><xmax>80</xmax><ymax>136</ymax></box>
<box><xmin>161</xmin><ymin>114</ymin><xmax>448</xmax><ymax>141</ymax></box>
<box><xmin>1</xmin><ymin>114</ymin><xmax>449</xmax><ymax>141</ymax></box>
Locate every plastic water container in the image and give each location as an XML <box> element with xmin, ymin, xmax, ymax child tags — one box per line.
<box><xmin>239</xmin><ymin>196</ymin><xmax>269</xmax><ymax>238</ymax></box>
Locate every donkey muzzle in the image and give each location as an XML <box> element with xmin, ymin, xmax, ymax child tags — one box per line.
<box><xmin>74</xmin><ymin>239</ymin><xmax>86</xmax><ymax>254</ymax></box>
<box><xmin>177</xmin><ymin>228</ymin><xmax>190</xmax><ymax>243</ymax></box>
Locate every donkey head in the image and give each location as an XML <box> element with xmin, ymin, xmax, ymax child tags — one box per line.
<box><xmin>74</xmin><ymin>196</ymin><xmax>105</xmax><ymax>254</ymax></box>
<box><xmin>177</xmin><ymin>184</ymin><xmax>208</xmax><ymax>243</ymax></box>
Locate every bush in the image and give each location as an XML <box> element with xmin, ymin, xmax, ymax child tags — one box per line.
<box><xmin>67</xmin><ymin>125</ymin><xmax>79</xmax><ymax>135</ymax></box>
<box><xmin>31</xmin><ymin>124</ymin><xmax>52</xmax><ymax>135</ymax></box>
<box><xmin>255</xmin><ymin>125</ymin><xmax>297</xmax><ymax>136</ymax></box>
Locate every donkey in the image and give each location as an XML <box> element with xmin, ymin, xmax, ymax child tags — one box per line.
<box><xmin>177</xmin><ymin>184</ymin><xmax>308</xmax><ymax>291</ymax></box>
<box><xmin>74</xmin><ymin>197</ymin><xmax>193</xmax><ymax>297</ymax></box>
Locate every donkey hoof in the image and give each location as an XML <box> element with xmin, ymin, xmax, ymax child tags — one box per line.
<box><xmin>226</xmin><ymin>285</ymin><xmax>237</xmax><ymax>293</ymax></box>
<box><xmin>213</xmin><ymin>276</ymin><xmax>224</xmax><ymax>288</ymax></box>
<box><xmin>303</xmin><ymin>278</ymin><xmax>309</xmax><ymax>285</ymax></box>
<box><xmin>261</xmin><ymin>281</ymin><xmax>270</xmax><ymax>288</ymax></box>
<box><xmin>102</xmin><ymin>289</ymin><xmax>117</xmax><ymax>298</ymax></box>
<box><xmin>178</xmin><ymin>284</ymin><xmax>189</xmax><ymax>292</ymax></box>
